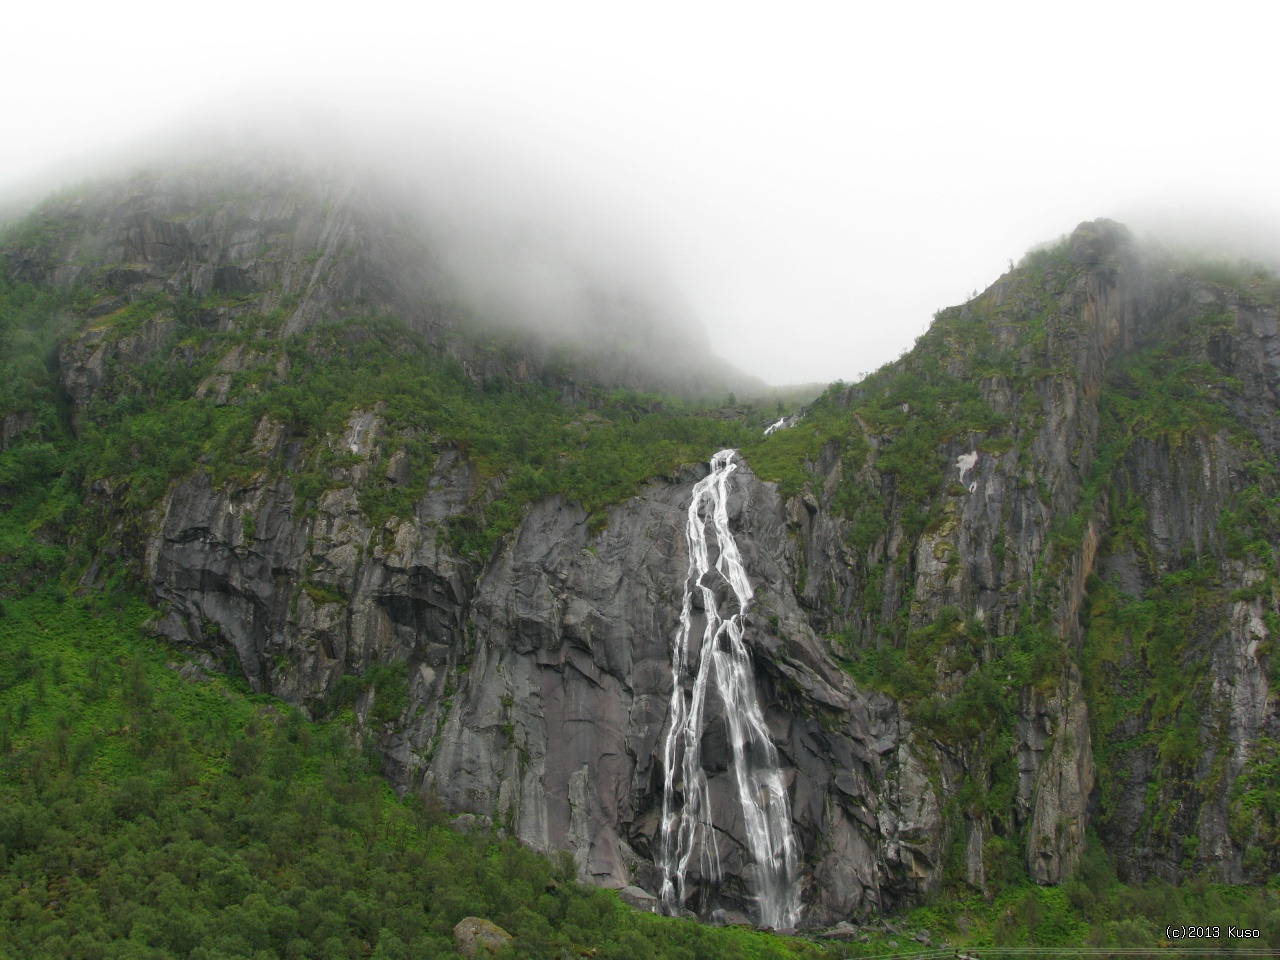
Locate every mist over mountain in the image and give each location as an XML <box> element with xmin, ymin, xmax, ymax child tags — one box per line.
<box><xmin>1</xmin><ymin>130</ymin><xmax>766</xmax><ymax>403</ymax></box>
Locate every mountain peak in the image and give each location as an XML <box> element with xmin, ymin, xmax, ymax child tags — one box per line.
<box><xmin>1067</xmin><ymin>217</ymin><xmax>1133</xmax><ymax>266</ymax></box>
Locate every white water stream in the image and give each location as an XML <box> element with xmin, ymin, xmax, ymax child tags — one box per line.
<box><xmin>657</xmin><ymin>449</ymin><xmax>800</xmax><ymax>929</ymax></box>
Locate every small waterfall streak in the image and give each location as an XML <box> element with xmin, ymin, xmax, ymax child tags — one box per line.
<box><xmin>657</xmin><ymin>450</ymin><xmax>800</xmax><ymax>929</ymax></box>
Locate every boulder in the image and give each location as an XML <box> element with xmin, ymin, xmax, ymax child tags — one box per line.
<box><xmin>452</xmin><ymin>917</ymin><xmax>513</xmax><ymax>958</ymax></box>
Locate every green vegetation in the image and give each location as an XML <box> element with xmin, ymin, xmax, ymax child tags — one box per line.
<box><xmin>741</xmin><ymin>331</ymin><xmax>1002</xmax><ymax>540</ymax></box>
<box><xmin>1083</xmin><ymin>564</ymin><xmax>1221</xmax><ymax>810</ymax></box>
<box><xmin>0</xmin><ymin>590</ymin><xmax>842</xmax><ymax>959</ymax></box>
<box><xmin>0</xmin><ymin>462</ymin><xmax>843</xmax><ymax>958</ymax></box>
<box><xmin>0</xmin><ymin>270</ymin><xmax>71</xmax><ymax>424</ymax></box>
<box><xmin>0</xmin><ymin>254</ymin><xmax>770</xmax><ymax>562</ymax></box>
<box><xmin>887</xmin><ymin>835</ymin><xmax>1280</xmax><ymax>954</ymax></box>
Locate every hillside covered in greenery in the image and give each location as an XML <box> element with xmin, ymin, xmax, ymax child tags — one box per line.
<box><xmin>1</xmin><ymin>164</ymin><xmax>1279</xmax><ymax>956</ymax></box>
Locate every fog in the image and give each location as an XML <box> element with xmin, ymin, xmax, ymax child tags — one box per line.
<box><xmin>5</xmin><ymin>2</ymin><xmax>1280</xmax><ymax>386</ymax></box>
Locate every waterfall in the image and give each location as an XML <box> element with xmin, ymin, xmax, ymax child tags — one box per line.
<box><xmin>657</xmin><ymin>449</ymin><xmax>801</xmax><ymax>929</ymax></box>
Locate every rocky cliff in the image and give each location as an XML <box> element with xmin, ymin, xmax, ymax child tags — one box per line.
<box><xmin>13</xmin><ymin>159</ymin><xmax>757</xmax><ymax>407</ymax></box>
<box><xmin>1</xmin><ymin>162</ymin><xmax>1277</xmax><ymax>929</ymax></box>
<box><xmin>785</xmin><ymin>221</ymin><xmax>1279</xmax><ymax>894</ymax></box>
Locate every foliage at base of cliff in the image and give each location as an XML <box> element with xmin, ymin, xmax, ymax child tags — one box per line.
<box><xmin>0</xmin><ymin>562</ymin><xmax>832</xmax><ymax>959</ymax></box>
<box><xmin>894</xmin><ymin>837</ymin><xmax>1280</xmax><ymax>956</ymax></box>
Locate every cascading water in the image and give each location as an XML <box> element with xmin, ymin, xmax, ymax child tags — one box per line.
<box><xmin>657</xmin><ymin>449</ymin><xmax>801</xmax><ymax>929</ymax></box>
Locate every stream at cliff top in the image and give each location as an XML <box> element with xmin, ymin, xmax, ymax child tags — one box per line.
<box><xmin>657</xmin><ymin>449</ymin><xmax>801</xmax><ymax>929</ymax></box>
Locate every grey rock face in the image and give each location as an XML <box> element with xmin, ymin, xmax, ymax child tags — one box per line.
<box><xmin>402</xmin><ymin>465</ymin><xmax>912</xmax><ymax>924</ymax></box>
<box><xmin>143</xmin><ymin>425</ymin><xmax>923</xmax><ymax>924</ymax></box>
<box><xmin>1</xmin><ymin>411</ymin><xmax>35</xmax><ymax>449</ymax></box>
<box><xmin>768</xmin><ymin>221</ymin><xmax>1277</xmax><ymax>897</ymax></box>
<box><xmin>148</xmin><ymin>415</ymin><xmax>477</xmax><ymax>710</ymax></box>
<box><xmin>1022</xmin><ymin>678</ymin><xmax>1094</xmax><ymax>884</ymax></box>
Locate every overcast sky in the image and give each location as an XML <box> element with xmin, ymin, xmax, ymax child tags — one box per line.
<box><xmin>5</xmin><ymin>1</ymin><xmax>1279</xmax><ymax>385</ymax></box>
